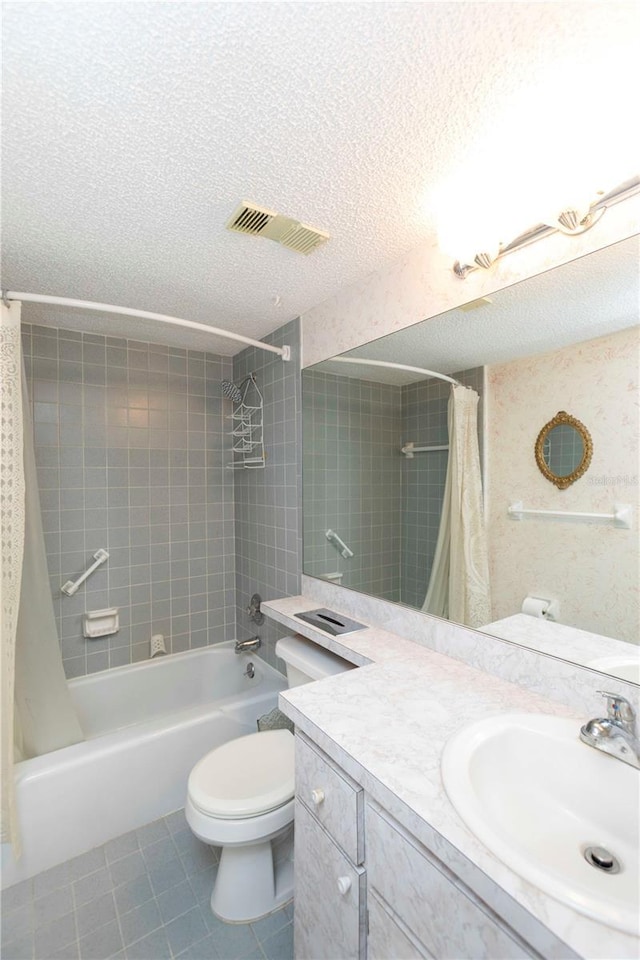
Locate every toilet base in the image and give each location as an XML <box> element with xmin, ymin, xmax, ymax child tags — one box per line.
<box><xmin>211</xmin><ymin>828</ymin><xmax>294</xmax><ymax>923</ymax></box>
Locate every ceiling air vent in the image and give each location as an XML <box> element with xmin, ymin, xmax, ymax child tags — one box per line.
<box><xmin>226</xmin><ymin>202</ymin><xmax>329</xmax><ymax>255</ymax></box>
<box><xmin>277</xmin><ymin>221</ymin><xmax>330</xmax><ymax>255</ymax></box>
<box><xmin>226</xmin><ymin>201</ymin><xmax>277</xmax><ymax>236</ymax></box>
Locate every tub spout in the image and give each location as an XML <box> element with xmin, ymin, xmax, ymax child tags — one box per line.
<box><xmin>235</xmin><ymin>636</ymin><xmax>261</xmax><ymax>654</ymax></box>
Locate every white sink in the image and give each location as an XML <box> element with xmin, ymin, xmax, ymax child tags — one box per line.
<box><xmin>587</xmin><ymin>655</ymin><xmax>640</xmax><ymax>684</ymax></box>
<box><xmin>442</xmin><ymin>714</ymin><xmax>639</xmax><ymax>935</ymax></box>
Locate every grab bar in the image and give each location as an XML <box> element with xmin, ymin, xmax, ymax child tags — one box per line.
<box><xmin>402</xmin><ymin>441</ymin><xmax>449</xmax><ymax>458</ymax></box>
<box><xmin>61</xmin><ymin>548</ymin><xmax>109</xmax><ymax>596</ymax></box>
<box><xmin>508</xmin><ymin>501</ymin><xmax>632</xmax><ymax>528</ymax></box>
<box><xmin>325</xmin><ymin>529</ymin><xmax>354</xmax><ymax>559</ymax></box>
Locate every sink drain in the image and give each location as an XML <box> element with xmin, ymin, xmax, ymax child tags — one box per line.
<box><xmin>584</xmin><ymin>845</ymin><xmax>621</xmax><ymax>874</ymax></box>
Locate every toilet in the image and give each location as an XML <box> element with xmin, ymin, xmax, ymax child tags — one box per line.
<box><xmin>185</xmin><ymin>634</ymin><xmax>354</xmax><ymax>923</ymax></box>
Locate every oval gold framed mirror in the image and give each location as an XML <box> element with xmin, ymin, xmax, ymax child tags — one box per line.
<box><xmin>535</xmin><ymin>411</ymin><xmax>593</xmax><ymax>489</ymax></box>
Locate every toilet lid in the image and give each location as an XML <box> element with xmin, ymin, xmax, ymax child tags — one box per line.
<box><xmin>188</xmin><ymin>729</ymin><xmax>295</xmax><ymax>819</ymax></box>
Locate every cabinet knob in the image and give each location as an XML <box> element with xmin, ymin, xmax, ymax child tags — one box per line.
<box><xmin>310</xmin><ymin>788</ymin><xmax>325</xmax><ymax>806</ymax></box>
<box><xmin>336</xmin><ymin>876</ymin><xmax>352</xmax><ymax>896</ymax></box>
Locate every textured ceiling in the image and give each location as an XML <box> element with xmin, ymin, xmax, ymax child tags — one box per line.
<box><xmin>317</xmin><ymin>236</ymin><xmax>640</xmax><ymax>383</ymax></box>
<box><xmin>2</xmin><ymin>2</ymin><xmax>639</xmax><ymax>354</ymax></box>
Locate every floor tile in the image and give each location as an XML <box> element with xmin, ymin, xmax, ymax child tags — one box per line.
<box><xmin>249</xmin><ymin>909</ymin><xmax>289</xmax><ymax>945</ymax></box>
<box><xmin>156</xmin><ymin>879</ymin><xmax>198</xmax><ymax>924</ymax></box>
<box><xmin>186</xmin><ymin>866</ymin><xmax>216</xmax><ymax>905</ymax></box>
<box><xmin>136</xmin><ymin>820</ymin><xmax>169</xmax><ymax>849</ymax></box>
<box><xmin>73</xmin><ymin>868</ymin><xmax>113</xmax><ymax>907</ymax></box>
<box><xmin>205</xmin><ymin>915</ymin><xmax>258</xmax><ymax>960</ymax></box>
<box><xmin>68</xmin><ymin>848</ymin><xmax>106</xmax><ymax>882</ymax></box>
<box><xmin>78</xmin><ymin>919</ymin><xmax>123</xmax><ymax>960</ymax></box>
<box><xmin>0</xmin><ymin>934</ymin><xmax>34</xmax><ymax>960</ymax></box>
<box><xmin>104</xmin><ymin>832</ymin><xmax>139</xmax><ymax>865</ymax></box>
<box><xmin>1</xmin><ymin>879</ymin><xmax>34</xmax><ymax>914</ymax></box>
<box><xmin>119</xmin><ymin>900</ymin><xmax>163</xmax><ymax>948</ymax></box>
<box><xmin>33</xmin><ymin>862</ymin><xmax>71</xmax><ymax>899</ymax></box>
<box><xmin>113</xmin><ymin>875</ymin><xmax>154</xmax><ymax>917</ymax></box>
<box><xmin>124</xmin><ymin>927</ymin><xmax>172</xmax><ymax>960</ymax></box>
<box><xmin>34</xmin><ymin>912</ymin><xmax>77</xmax><ymax>956</ymax></box>
<box><xmin>76</xmin><ymin>892</ymin><xmax>117</xmax><ymax>939</ymax></box>
<box><xmin>141</xmin><ymin>837</ymin><xmax>176</xmax><ymax>870</ymax></box>
<box><xmin>34</xmin><ymin>886</ymin><xmax>74</xmax><ymax>928</ymax></box>
<box><xmin>109</xmin><ymin>852</ymin><xmax>147</xmax><ymax>888</ymax></box>
<box><xmin>147</xmin><ymin>857</ymin><xmax>186</xmax><ymax>896</ymax></box>
<box><xmin>51</xmin><ymin>942</ymin><xmax>80</xmax><ymax>960</ymax></box>
<box><xmin>164</xmin><ymin>906</ymin><xmax>209</xmax><ymax>957</ymax></box>
<box><xmin>174</xmin><ymin>932</ymin><xmax>219</xmax><ymax>960</ymax></box>
<box><xmin>259</xmin><ymin>923</ymin><xmax>293</xmax><ymax>960</ymax></box>
<box><xmin>178</xmin><ymin>847</ymin><xmax>217</xmax><ymax>877</ymax></box>
<box><xmin>1</xmin><ymin>904</ymin><xmax>34</xmax><ymax>945</ymax></box>
<box><xmin>164</xmin><ymin>810</ymin><xmax>188</xmax><ymax>836</ymax></box>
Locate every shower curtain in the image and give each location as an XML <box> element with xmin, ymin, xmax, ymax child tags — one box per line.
<box><xmin>14</xmin><ymin>355</ymin><xmax>84</xmax><ymax>761</ymax></box>
<box><xmin>422</xmin><ymin>384</ymin><xmax>491</xmax><ymax>628</ymax></box>
<box><xmin>1</xmin><ymin>301</ymin><xmax>25</xmax><ymax>849</ymax></box>
<box><xmin>1</xmin><ymin>302</ymin><xmax>83</xmax><ymax>852</ymax></box>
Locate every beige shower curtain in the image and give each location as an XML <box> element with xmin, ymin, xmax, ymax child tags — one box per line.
<box><xmin>422</xmin><ymin>384</ymin><xmax>491</xmax><ymax>627</ymax></box>
<box><xmin>1</xmin><ymin>302</ymin><xmax>84</xmax><ymax>853</ymax></box>
<box><xmin>15</xmin><ymin>357</ymin><xmax>84</xmax><ymax>761</ymax></box>
<box><xmin>1</xmin><ymin>300</ymin><xmax>25</xmax><ymax>850</ymax></box>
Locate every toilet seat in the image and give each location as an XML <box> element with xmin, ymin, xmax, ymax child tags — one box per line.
<box><xmin>188</xmin><ymin>729</ymin><xmax>294</xmax><ymax>820</ymax></box>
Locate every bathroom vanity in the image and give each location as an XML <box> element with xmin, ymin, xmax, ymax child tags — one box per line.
<box><xmin>265</xmin><ymin>596</ymin><xmax>640</xmax><ymax>960</ymax></box>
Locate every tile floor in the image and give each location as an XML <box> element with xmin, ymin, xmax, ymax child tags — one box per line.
<box><xmin>1</xmin><ymin>811</ymin><xmax>293</xmax><ymax>960</ymax></box>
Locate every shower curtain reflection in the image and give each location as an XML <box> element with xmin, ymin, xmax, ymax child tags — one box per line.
<box><xmin>14</xmin><ymin>352</ymin><xmax>84</xmax><ymax>762</ymax></box>
<box><xmin>422</xmin><ymin>385</ymin><xmax>491</xmax><ymax>627</ymax></box>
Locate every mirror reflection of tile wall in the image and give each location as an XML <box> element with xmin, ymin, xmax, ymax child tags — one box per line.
<box><xmin>302</xmin><ymin>366</ymin><xmax>482</xmax><ymax>607</ymax></box>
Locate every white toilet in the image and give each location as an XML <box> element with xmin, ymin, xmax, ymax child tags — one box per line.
<box><xmin>185</xmin><ymin>635</ymin><xmax>354</xmax><ymax>923</ymax></box>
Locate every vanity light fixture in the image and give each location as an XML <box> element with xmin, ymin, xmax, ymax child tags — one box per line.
<box><xmin>453</xmin><ymin>175</ymin><xmax>640</xmax><ymax>279</ymax></box>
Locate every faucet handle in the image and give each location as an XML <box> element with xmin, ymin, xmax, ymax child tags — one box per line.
<box><xmin>597</xmin><ymin>691</ymin><xmax>636</xmax><ymax>730</ymax></box>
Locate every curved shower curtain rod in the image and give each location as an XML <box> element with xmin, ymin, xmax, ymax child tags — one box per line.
<box><xmin>330</xmin><ymin>356</ymin><xmax>460</xmax><ymax>386</ymax></box>
<box><xmin>2</xmin><ymin>290</ymin><xmax>291</xmax><ymax>361</ymax></box>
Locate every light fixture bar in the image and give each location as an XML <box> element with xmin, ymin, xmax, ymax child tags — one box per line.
<box><xmin>453</xmin><ymin>175</ymin><xmax>640</xmax><ymax>279</ymax></box>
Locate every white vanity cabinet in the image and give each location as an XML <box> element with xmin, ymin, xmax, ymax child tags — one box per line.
<box><xmin>293</xmin><ymin>733</ymin><xmax>540</xmax><ymax>960</ymax></box>
<box><xmin>294</xmin><ymin>735</ymin><xmax>367</xmax><ymax>960</ymax></box>
<box><xmin>366</xmin><ymin>802</ymin><xmax>537</xmax><ymax>960</ymax></box>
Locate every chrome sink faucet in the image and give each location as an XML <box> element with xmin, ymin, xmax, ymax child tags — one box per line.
<box><xmin>580</xmin><ymin>691</ymin><xmax>640</xmax><ymax>769</ymax></box>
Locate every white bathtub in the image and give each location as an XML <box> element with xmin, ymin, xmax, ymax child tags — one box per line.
<box><xmin>1</xmin><ymin>645</ymin><xmax>286</xmax><ymax>888</ymax></box>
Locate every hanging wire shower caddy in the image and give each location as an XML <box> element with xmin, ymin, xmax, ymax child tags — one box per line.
<box><xmin>225</xmin><ymin>373</ymin><xmax>266</xmax><ymax>470</ymax></box>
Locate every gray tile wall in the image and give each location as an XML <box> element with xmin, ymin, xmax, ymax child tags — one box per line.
<box><xmin>302</xmin><ymin>371</ymin><xmax>403</xmax><ymax>602</ymax></box>
<box><xmin>232</xmin><ymin>319</ymin><xmax>302</xmax><ymax>673</ymax></box>
<box><xmin>400</xmin><ymin>367</ymin><xmax>484</xmax><ymax>608</ymax></box>
<box><xmin>22</xmin><ymin>324</ymin><xmax>236</xmax><ymax>678</ymax></box>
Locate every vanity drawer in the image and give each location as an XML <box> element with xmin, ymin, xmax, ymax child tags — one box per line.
<box><xmin>296</xmin><ymin>734</ymin><xmax>364</xmax><ymax>864</ymax></box>
<box><xmin>366</xmin><ymin>804</ymin><xmax>534</xmax><ymax>960</ymax></box>
<box><xmin>294</xmin><ymin>799</ymin><xmax>366</xmax><ymax>960</ymax></box>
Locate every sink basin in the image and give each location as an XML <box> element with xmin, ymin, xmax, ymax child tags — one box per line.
<box><xmin>587</xmin><ymin>655</ymin><xmax>640</xmax><ymax>684</ymax></box>
<box><xmin>442</xmin><ymin>714</ymin><xmax>639</xmax><ymax>935</ymax></box>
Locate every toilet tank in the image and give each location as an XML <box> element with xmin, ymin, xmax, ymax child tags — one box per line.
<box><xmin>275</xmin><ymin>635</ymin><xmax>355</xmax><ymax>688</ymax></box>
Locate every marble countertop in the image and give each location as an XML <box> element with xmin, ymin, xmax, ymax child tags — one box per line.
<box><xmin>265</xmin><ymin>595</ymin><xmax>639</xmax><ymax>960</ymax></box>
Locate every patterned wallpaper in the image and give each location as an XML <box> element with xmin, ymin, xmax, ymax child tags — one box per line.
<box><xmin>486</xmin><ymin>326</ymin><xmax>639</xmax><ymax>644</ymax></box>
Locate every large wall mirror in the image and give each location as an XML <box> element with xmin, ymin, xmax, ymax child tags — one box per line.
<box><xmin>302</xmin><ymin>236</ymin><xmax>639</xmax><ymax>683</ymax></box>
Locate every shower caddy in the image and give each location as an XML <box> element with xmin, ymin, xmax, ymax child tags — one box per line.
<box><xmin>226</xmin><ymin>373</ymin><xmax>266</xmax><ymax>470</ymax></box>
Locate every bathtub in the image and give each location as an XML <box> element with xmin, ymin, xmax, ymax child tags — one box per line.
<box><xmin>1</xmin><ymin>645</ymin><xmax>286</xmax><ymax>888</ymax></box>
